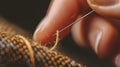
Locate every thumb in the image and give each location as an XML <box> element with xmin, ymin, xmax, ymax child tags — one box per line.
<box><xmin>87</xmin><ymin>0</ymin><xmax>120</xmax><ymax>18</ymax></box>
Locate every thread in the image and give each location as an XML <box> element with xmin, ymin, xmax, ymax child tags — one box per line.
<box><xmin>50</xmin><ymin>30</ymin><xmax>59</xmax><ymax>51</ymax></box>
<box><xmin>0</xmin><ymin>32</ymin><xmax>84</xmax><ymax>67</ymax></box>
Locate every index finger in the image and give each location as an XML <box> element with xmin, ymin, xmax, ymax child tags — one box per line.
<box><xmin>33</xmin><ymin>0</ymin><xmax>90</xmax><ymax>45</ymax></box>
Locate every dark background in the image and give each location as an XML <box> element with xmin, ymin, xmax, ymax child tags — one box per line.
<box><xmin>0</xmin><ymin>0</ymin><xmax>50</xmax><ymax>32</ymax></box>
<box><xmin>0</xmin><ymin>0</ymin><xmax>115</xmax><ymax>67</ymax></box>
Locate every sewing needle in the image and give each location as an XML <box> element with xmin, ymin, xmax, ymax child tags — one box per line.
<box><xmin>53</xmin><ymin>10</ymin><xmax>94</xmax><ymax>36</ymax></box>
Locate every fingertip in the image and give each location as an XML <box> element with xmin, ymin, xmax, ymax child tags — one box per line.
<box><xmin>88</xmin><ymin>15</ymin><xmax>119</xmax><ymax>59</ymax></box>
<box><xmin>87</xmin><ymin>0</ymin><xmax>120</xmax><ymax>18</ymax></box>
<box><xmin>72</xmin><ymin>14</ymin><xmax>119</xmax><ymax>59</ymax></box>
<box><xmin>33</xmin><ymin>18</ymin><xmax>55</xmax><ymax>45</ymax></box>
<box><xmin>98</xmin><ymin>26</ymin><xmax>118</xmax><ymax>59</ymax></box>
<box><xmin>33</xmin><ymin>17</ymin><xmax>72</xmax><ymax>46</ymax></box>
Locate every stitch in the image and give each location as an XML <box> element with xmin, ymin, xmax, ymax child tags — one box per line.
<box><xmin>50</xmin><ymin>30</ymin><xmax>59</xmax><ymax>51</ymax></box>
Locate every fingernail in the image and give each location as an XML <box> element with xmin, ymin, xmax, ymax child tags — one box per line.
<box><xmin>33</xmin><ymin>19</ymin><xmax>51</xmax><ymax>44</ymax></box>
<box><xmin>89</xmin><ymin>28</ymin><xmax>102</xmax><ymax>54</ymax></box>
<box><xmin>33</xmin><ymin>23</ymin><xmax>42</xmax><ymax>42</ymax></box>
<box><xmin>94</xmin><ymin>32</ymin><xmax>102</xmax><ymax>54</ymax></box>
<box><xmin>89</xmin><ymin>0</ymin><xmax>118</xmax><ymax>6</ymax></box>
<box><xmin>33</xmin><ymin>26</ymin><xmax>40</xmax><ymax>42</ymax></box>
<box><xmin>33</xmin><ymin>20</ymin><xmax>43</xmax><ymax>41</ymax></box>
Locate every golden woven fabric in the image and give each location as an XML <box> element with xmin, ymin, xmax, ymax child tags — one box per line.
<box><xmin>0</xmin><ymin>18</ymin><xmax>85</xmax><ymax>67</ymax></box>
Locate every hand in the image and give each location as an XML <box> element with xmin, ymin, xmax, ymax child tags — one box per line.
<box><xmin>33</xmin><ymin>0</ymin><xmax>120</xmax><ymax>65</ymax></box>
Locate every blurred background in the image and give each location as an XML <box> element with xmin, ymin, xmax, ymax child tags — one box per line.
<box><xmin>0</xmin><ymin>0</ymin><xmax>115</xmax><ymax>67</ymax></box>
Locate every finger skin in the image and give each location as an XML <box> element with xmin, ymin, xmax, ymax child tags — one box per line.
<box><xmin>88</xmin><ymin>15</ymin><xmax>119</xmax><ymax>59</ymax></box>
<box><xmin>33</xmin><ymin>0</ymin><xmax>90</xmax><ymax>45</ymax></box>
<box><xmin>87</xmin><ymin>0</ymin><xmax>120</xmax><ymax>19</ymax></box>
<box><xmin>72</xmin><ymin>14</ymin><xmax>119</xmax><ymax>59</ymax></box>
<box><xmin>34</xmin><ymin>0</ymin><xmax>119</xmax><ymax>59</ymax></box>
<box><xmin>71</xmin><ymin>14</ymin><xmax>90</xmax><ymax>48</ymax></box>
<box><xmin>34</xmin><ymin>0</ymin><xmax>120</xmax><ymax>63</ymax></box>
